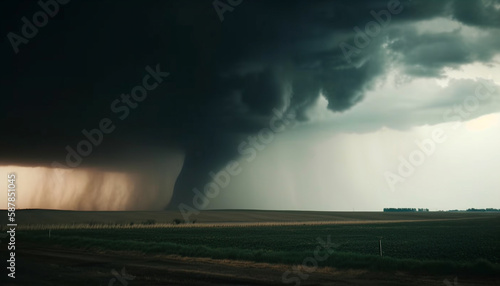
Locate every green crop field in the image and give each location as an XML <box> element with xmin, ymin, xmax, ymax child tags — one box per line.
<box><xmin>17</xmin><ymin>213</ymin><xmax>500</xmax><ymax>275</ymax></box>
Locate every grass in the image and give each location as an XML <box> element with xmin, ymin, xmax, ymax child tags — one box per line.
<box><xmin>19</xmin><ymin>234</ymin><xmax>500</xmax><ymax>275</ymax></box>
<box><xmin>17</xmin><ymin>214</ymin><xmax>500</xmax><ymax>276</ymax></box>
<box><xmin>4</xmin><ymin>209</ymin><xmax>494</xmax><ymax>226</ymax></box>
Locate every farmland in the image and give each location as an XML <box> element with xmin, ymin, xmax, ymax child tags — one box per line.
<box><xmin>3</xmin><ymin>210</ymin><xmax>500</xmax><ymax>285</ymax></box>
<box><xmin>18</xmin><ymin>215</ymin><xmax>500</xmax><ymax>268</ymax></box>
<box><xmin>13</xmin><ymin>212</ymin><xmax>500</xmax><ymax>263</ymax></box>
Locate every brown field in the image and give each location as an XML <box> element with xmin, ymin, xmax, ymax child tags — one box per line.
<box><xmin>2</xmin><ymin>208</ymin><xmax>490</xmax><ymax>226</ymax></box>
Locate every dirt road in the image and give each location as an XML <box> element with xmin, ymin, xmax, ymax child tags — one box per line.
<box><xmin>1</xmin><ymin>244</ymin><xmax>498</xmax><ymax>286</ymax></box>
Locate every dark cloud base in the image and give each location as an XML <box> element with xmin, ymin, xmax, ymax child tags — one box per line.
<box><xmin>1</xmin><ymin>0</ymin><xmax>499</xmax><ymax>208</ymax></box>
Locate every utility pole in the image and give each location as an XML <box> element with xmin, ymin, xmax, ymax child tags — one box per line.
<box><xmin>379</xmin><ymin>237</ymin><xmax>383</xmax><ymax>256</ymax></box>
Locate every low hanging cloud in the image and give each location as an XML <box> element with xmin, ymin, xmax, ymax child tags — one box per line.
<box><xmin>1</xmin><ymin>0</ymin><xmax>500</xmax><ymax>209</ymax></box>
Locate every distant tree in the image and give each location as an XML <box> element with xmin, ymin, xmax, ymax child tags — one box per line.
<box><xmin>467</xmin><ymin>208</ymin><xmax>500</xmax><ymax>212</ymax></box>
<box><xmin>383</xmin><ymin>208</ymin><xmax>421</xmax><ymax>212</ymax></box>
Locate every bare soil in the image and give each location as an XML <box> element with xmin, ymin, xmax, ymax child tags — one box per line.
<box><xmin>1</xmin><ymin>244</ymin><xmax>498</xmax><ymax>286</ymax></box>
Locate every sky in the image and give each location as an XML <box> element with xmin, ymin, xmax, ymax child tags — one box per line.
<box><xmin>1</xmin><ymin>0</ymin><xmax>499</xmax><ymax>211</ymax></box>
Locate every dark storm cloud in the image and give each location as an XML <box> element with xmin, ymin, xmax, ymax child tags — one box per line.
<box><xmin>1</xmin><ymin>0</ymin><xmax>499</xmax><ymax>207</ymax></box>
<box><xmin>387</xmin><ymin>27</ymin><xmax>500</xmax><ymax>77</ymax></box>
<box><xmin>451</xmin><ymin>0</ymin><xmax>500</xmax><ymax>28</ymax></box>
